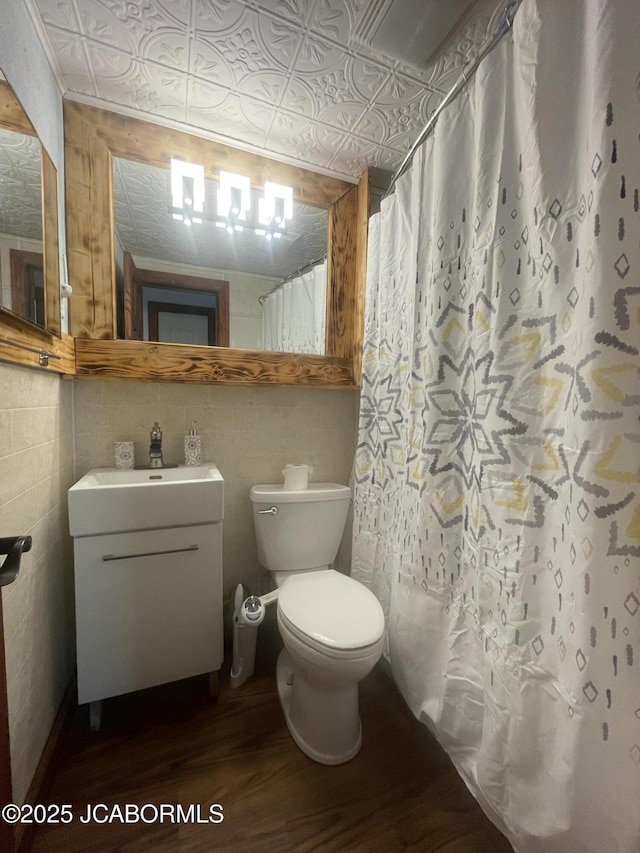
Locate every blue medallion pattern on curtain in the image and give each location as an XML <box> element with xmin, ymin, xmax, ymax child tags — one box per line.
<box><xmin>352</xmin><ymin>1</ymin><xmax>640</xmax><ymax>851</ymax></box>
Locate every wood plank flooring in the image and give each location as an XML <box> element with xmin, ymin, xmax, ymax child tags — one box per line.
<box><xmin>32</xmin><ymin>616</ymin><xmax>513</xmax><ymax>852</ymax></box>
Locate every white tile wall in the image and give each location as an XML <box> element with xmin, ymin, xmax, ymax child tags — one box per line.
<box><xmin>0</xmin><ymin>363</ymin><xmax>75</xmax><ymax>804</ymax></box>
<box><xmin>73</xmin><ymin>380</ymin><xmax>360</xmax><ymax>596</ymax></box>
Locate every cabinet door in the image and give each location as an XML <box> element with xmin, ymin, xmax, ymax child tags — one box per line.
<box><xmin>74</xmin><ymin>524</ymin><xmax>222</xmax><ymax>704</ymax></box>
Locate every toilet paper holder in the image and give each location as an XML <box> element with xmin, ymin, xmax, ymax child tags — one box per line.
<box><xmin>0</xmin><ymin>535</ymin><xmax>32</xmax><ymax>587</ymax></box>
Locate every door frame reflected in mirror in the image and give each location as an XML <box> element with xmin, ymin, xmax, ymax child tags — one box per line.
<box><xmin>123</xmin><ymin>253</ymin><xmax>230</xmax><ymax>347</ymax></box>
<box><xmin>65</xmin><ymin>101</ymin><xmax>369</xmax><ymax>387</ymax></box>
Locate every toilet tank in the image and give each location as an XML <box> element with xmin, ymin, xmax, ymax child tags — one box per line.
<box><xmin>250</xmin><ymin>483</ymin><xmax>351</xmax><ymax>573</ymax></box>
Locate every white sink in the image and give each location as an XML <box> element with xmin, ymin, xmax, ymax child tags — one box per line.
<box><xmin>68</xmin><ymin>464</ymin><xmax>224</xmax><ymax>536</ymax></box>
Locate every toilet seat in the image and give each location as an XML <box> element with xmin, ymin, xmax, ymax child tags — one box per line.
<box><xmin>277</xmin><ymin>570</ymin><xmax>384</xmax><ymax>654</ymax></box>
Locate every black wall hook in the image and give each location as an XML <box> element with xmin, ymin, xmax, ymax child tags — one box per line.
<box><xmin>0</xmin><ymin>536</ymin><xmax>32</xmax><ymax>587</ymax></box>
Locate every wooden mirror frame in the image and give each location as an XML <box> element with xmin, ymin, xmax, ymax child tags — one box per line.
<box><xmin>0</xmin><ymin>81</ymin><xmax>73</xmax><ymax>374</ymax></box>
<box><xmin>65</xmin><ymin>101</ymin><xmax>369</xmax><ymax>387</ymax></box>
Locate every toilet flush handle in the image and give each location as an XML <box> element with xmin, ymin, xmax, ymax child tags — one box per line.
<box><xmin>257</xmin><ymin>506</ymin><xmax>278</xmax><ymax>515</ymax></box>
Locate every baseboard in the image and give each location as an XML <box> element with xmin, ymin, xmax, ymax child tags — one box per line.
<box><xmin>16</xmin><ymin>673</ymin><xmax>77</xmax><ymax>853</ymax></box>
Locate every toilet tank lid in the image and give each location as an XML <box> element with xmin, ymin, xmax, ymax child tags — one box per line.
<box><xmin>250</xmin><ymin>483</ymin><xmax>351</xmax><ymax>503</ymax></box>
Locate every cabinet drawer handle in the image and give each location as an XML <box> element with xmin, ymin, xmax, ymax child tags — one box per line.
<box><xmin>102</xmin><ymin>544</ymin><xmax>200</xmax><ymax>562</ymax></box>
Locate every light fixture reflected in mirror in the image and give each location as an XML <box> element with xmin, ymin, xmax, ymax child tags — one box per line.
<box><xmin>217</xmin><ymin>171</ymin><xmax>251</xmax><ymax>233</ymax></box>
<box><xmin>258</xmin><ymin>182</ymin><xmax>293</xmax><ymax>240</ymax></box>
<box><xmin>170</xmin><ymin>158</ymin><xmax>204</xmax><ymax>225</ymax></box>
<box><xmin>169</xmin><ymin>159</ymin><xmax>294</xmax><ymax>240</ymax></box>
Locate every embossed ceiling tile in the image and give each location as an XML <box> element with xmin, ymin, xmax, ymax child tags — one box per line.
<box><xmin>236</xmin><ymin>71</ymin><xmax>294</xmax><ymax>114</ymax></box>
<box><xmin>267</xmin><ymin>108</ymin><xmax>320</xmax><ymax>143</ymax></box>
<box><xmin>142</xmin><ymin>31</ymin><xmax>190</xmax><ymax>74</ymax></box>
<box><xmin>330</xmin><ymin>137</ymin><xmax>400</xmax><ymax>177</ymax></box>
<box><xmin>194</xmin><ymin>0</ymin><xmax>247</xmax><ymax>34</ymax></box>
<box><xmin>237</xmin><ymin>95</ymin><xmax>276</xmax><ymax>141</ymax></box>
<box><xmin>84</xmin><ymin>41</ymin><xmax>138</xmax><ymax>80</ymax></box>
<box><xmin>265</xmin><ymin>117</ymin><xmax>335</xmax><ymax>170</ymax></box>
<box><xmin>187</xmin><ymin>93</ymin><xmax>269</xmax><ymax>149</ymax></box>
<box><xmin>252</xmin><ymin>0</ymin><xmax>315</xmax><ymax>30</ymax></box>
<box><xmin>149</xmin><ymin>0</ymin><xmax>192</xmax><ymax>28</ymax></box>
<box><xmin>277</xmin><ymin>76</ymin><xmax>320</xmax><ymax>118</ymax></box>
<box><xmin>80</xmin><ymin>0</ymin><xmax>189</xmax><ymax>49</ymax></box>
<box><xmin>34</xmin><ymin>0</ymin><xmax>80</xmax><ymax>31</ymax></box>
<box><xmin>327</xmin><ymin>149</ymin><xmax>371</xmax><ymax>180</ymax></box>
<box><xmin>374</xmin><ymin>71</ymin><xmax>431</xmax><ymax>107</ymax></box>
<box><xmin>42</xmin><ymin>29</ymin><xmax>96</xmax><ymax>96</ymax></box>
<box><xmin>190</xmin><ymin>34</ymin><xmax>238</xmax><ymax>91</ymax></box>
<box><xmin>95</xmin><ymin>62</ymin><xmax>189</xmax><ymax>120</ymax></box>
<box><xmin>253</xmin><ymin>12</ymin><xmax>303</xmax><ymax>70</ymax></box>
<box><xmin>314</xmin><ymin>122</ymin><xmax>353</xmax><ymax>163</ymax></box>
<box><xmin>308</xmin><ymin>0</ymin><xmax>355</xmax><ymax>44</ymax></box>
<box><xmin>188</xmin><ymin>77</ymin><xmax>232</xmax><ymax>112</ymax></box>
<box><xmin>306</xmin><ymin>69</ymin><xmax>360</xmax><ymax>115</ymax></box>
<box><xmin>382</xmin><ymin>126</ymin><xmax>421</xmax><ymax>159</ymax></box>
<box><xmin>295</xmin><ymin>53</ymin><xmax>384</xmax><ymax>119</ymax></box>
<box><xmin>293</xmin><ymin>31</ymin><xmax>347</xmax><ymax>74</ymax></box>
<box><xmin>361</xmin><ymin>88</ymin><xmax>440</xmax><ymax>148</ymax></box>
<box><xmin>351</xmin><ymin>106</ymin><xmax>394</xmax><ymax>145</ymax></box>
<box><xmin>143</xmin><ymin>62</ymin><xmax>190</xmax><ymax>107</ymax></box>
<box><xmin>348</xmin><ymin>56</ymin><xmax>388</xmax><ymax>102</ymax></box>
<box><xmin>75</xmin><ymin>0</ymin><xmax>138</xmax><ymax>53</ymax></box>
<box><xmin>317</xmin><ymin>101</ymin><xmax>367</xmax><ymax>135</ymax></box>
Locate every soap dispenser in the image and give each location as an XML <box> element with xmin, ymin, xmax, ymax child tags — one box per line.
<box><xmin>184</xmin><ymin>420</ymin><xmax>202</xmax><ymax>466</ymax></box>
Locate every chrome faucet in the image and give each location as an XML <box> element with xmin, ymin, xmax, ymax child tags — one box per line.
<box><xmin>149</xmin><ymin>422</ymin><xmax>164</xmax><ymax>468</ymax></box>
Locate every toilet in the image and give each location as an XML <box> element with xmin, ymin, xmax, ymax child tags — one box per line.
<box><xmin>250</xmin><ymin>482</ymin><xmax>384</xmax><ymax>765</ymax></box>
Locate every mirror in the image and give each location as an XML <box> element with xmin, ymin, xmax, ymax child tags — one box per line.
<box><xmin>0</xmin><ymin>83</ymin><xmax>43</xmax><ymax>326</ymax></box>
<box><xmin>112</xmin><ymin>157</ymin><xmax>329</xmax><ymax>353</ymax></box>
<box><xmin>65</xmin><ymin>101</ymin><xmax>368</xmax><ymax>387</ymax></box>
<box><xmin>0</xmin><ymin>77</ymin><xmax>60</xmax><ymax>338</ymax></box>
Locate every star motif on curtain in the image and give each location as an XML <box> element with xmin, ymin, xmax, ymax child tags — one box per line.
<box><xmin>358</xmin><ymin>371</ymin><xmax>405</xmax><ymax>463</ymax></box>
<box><xmin>424</xmin><ymin>348</ymin><xmax>526</xmax><ymax>487</ymax></box>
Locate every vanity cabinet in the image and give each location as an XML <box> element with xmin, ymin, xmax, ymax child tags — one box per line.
<box><xmin>73</xmin><ymin>522</ymin><xmax>223</xmax><ymax>710</ymax></box>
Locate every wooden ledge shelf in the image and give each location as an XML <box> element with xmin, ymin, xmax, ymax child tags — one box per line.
<box><xmin>0</xmin><ymin>311</ymin><xmax>75</xmax><ymax>375</ymax></box>
<box><xmin>74</xmin><ymin>339</ymin><xmax>356</xmax><ymax>387</ymax></box>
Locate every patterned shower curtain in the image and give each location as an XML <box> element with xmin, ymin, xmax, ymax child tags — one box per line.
<box><xmin>261</xmin><ymin>260</ymin><xmax>326</xmax><ymax>354</ymax></box>
<box><xmin>352</xmin><ymin>1</ymin><xmax>640</xmax><ymax>851</ymax></box>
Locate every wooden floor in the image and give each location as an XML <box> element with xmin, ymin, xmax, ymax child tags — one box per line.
<box><xmin>32</xmin><ymin>617</ymin><xmax>513</xmax><ymax>853</ymax></box>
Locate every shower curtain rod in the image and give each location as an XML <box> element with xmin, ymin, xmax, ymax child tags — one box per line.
<box><xmin>258</xmin><ymin>252</ymin><xmax>327</xmax><ymax>304</ymax></box>
<box><xmin>382</xmin><ymin>0</ymin><xmax>522</xmax><ymax>201</ymax></box>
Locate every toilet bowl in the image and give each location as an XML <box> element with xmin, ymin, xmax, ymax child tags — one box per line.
<box><xmin>276</xmin><ymin>569</ymin><xmax>384</xmax><ymax>764</ymax></box>
<box><xmin>250</xmin><ymin>483</ymin><xmax>385</xmax><ymax>765</ymax></box>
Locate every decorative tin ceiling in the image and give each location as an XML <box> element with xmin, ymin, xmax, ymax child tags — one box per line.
<box><xmin>32</xmin><ymin>0</ymin><xmax>498</xmax><ymax>181</ymax></box>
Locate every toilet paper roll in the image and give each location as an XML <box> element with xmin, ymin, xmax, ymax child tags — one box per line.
<box><xmin>282</xmin><ymin>464</ymin><xmax>313</xmax><ymax>491</ymax></box>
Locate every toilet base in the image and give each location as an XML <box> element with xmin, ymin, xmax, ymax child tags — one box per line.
<box><xmin>276</xmin><ymin>648</ymin><xmax>362</xmax><ymax>765</ymax></box>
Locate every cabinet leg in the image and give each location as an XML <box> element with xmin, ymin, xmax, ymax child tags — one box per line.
<box><xmin>89</xmin><ymin>700</ymin><xmax>102</xmax><ymax>732</ymax></box>
<box><xmin>209</xmin><ymin>671</ymin><xmax>219</xmax><ymax>700</ymax></box>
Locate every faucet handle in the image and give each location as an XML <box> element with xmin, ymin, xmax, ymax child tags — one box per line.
<box><xmin>150</xmin><ymin>422</ymin><xmax>162</xmax><ymax>440</ymax></box>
